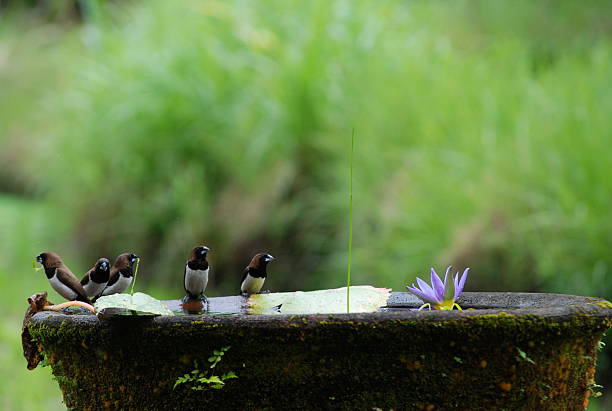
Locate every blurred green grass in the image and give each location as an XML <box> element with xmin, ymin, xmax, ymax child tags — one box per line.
<box><xmin>1</xmin><ymin>0</ymin><xmax>611</xmax><ymax>408</ymax></box>
<box><xmin>0</xmin><ymin>197</ymin><xmax>64</xmax><ymax>410</ymax></box>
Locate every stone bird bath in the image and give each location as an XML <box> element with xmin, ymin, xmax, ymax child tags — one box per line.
<box><xmin>26</xmin><ymin>292</ymin><xmax>611</xmax><ymax>410</ymax></box>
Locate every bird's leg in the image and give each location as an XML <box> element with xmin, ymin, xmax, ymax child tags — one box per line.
<box><xmin>181</xmin><ymin>294</ymin><xmax>196</xmax><ymax>304</ymax></box>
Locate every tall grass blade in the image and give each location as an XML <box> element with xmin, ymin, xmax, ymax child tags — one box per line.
<box><xmin>347</xmin><ymin>129</ymin><xmax>354</xmax><ymax>313</ymax></box>
<box><xmin>130</xmin><ymin>258</ymin><xmax>140</xmax><ymax>295</ymax></box>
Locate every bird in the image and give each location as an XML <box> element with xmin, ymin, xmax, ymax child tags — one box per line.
<box><xmin>80</xmin><ymin>258</ymin><xmax>110</xmax><ymax>298</ymax></box>
<box><xmin>100</xmin><ymin>253</ymin><xmax>140</xmax><ymax>297</ymax></box>
<box><xmin>240</xmin><ymin>253</ymin><xmax>274</xmax><ymax>295</ymax></box>
<box><xmin>183</xmin><ymin>245</ymin><xmax>210</xmax><ymax>302</ymax></box>
<box><xmin>34</xmin><ymin>252</ymin><xmax>90</xmax><ymax>303</ymax></box>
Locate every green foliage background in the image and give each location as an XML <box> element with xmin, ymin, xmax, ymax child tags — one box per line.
<box><xmin>0</xmin><ymin>0</ymin><xmax>610</xmax><ymax>408</ymax></box>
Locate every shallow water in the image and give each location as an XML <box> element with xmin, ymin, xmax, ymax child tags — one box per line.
<box><xmin>163</xmin><ymin>295</ymin><xmax>246</xmax><ymax>315</ymax></box>
<box><xmin>63</xmin><ymin>291</ymin><xmax>421</xmax><ymax>317</ymax></box>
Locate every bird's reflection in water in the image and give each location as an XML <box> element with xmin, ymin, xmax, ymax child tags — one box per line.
<box><xmin>180</xmin><ymin>299</ymin><xmax>207</xmax><ymax>315</ymax></box>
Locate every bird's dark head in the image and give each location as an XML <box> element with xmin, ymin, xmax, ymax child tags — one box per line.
<box><xmin>128</xmin><ymin>253</ymin><xmax>140</xmax><ymax>265</ymax></box>
<box><xmin>35</xmin><ymin>253</ymin><xmax>45</xmax><ymax>264</ymax></box>
<box><xmin>190</xmin><ymin>245</ymin><xmax>210</xmax><ymax>261</ymax></box>
<box><xmin>96</xmin><ymin>258</ymin><xmax>110</xmax><ymax>272</ymax></box>
<box><xmin>249</xmin><ymin>253</ymin><xmax>275</xmax><ymax>269</ymax></box>
<box><xmin>35</xmin><ymin>252</ymin><xmax>63</xmax><ymax>268</ymax></box>
<box><xmin>114</xmin><ymin>253</ymin><xmax>140</xmax><ymax>269</ymax></box>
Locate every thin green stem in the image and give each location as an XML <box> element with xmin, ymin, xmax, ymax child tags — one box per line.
<box><xmin>130</xmin><ymin>258</ymin><xmax>140</xmax><ymax>295</ymax></box>
<box><xmin>347</xmin><ymin>128</ymin><xmax>354</xmax><ymax>313</ymax></box>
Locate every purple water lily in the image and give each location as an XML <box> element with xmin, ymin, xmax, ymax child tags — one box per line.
<box><xmin>406</xmin><ymin>266</ymin><xmax>469</xmax><ymax>310</ymax></box>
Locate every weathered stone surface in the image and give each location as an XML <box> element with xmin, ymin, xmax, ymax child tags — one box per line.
<box><xmin>28</xmin><ymin>292</ymin><xmax>612</xmax><ymax>410</ymax></box>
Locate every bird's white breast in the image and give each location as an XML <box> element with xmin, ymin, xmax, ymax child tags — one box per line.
<box><xmin>241</xmin><ymin>274</ymin><xmax>265</xmax><ymax>294</ymax></box>
<box><xmin>83</xmin><ymin>279</ymin><xmax>107</xmax><ymax>298</ymax></box>
<box><xmin>185</xmin><ymin>267</ymin><xmax>209</xmax><ymax>295</ymax></box>
<box><xmin>49</xmin><ymin>272</ymin><xmax>78</xmax><ymax>300</ymax></box>
<box><xmin>102</xmin><ymin>275</ymin><xmax>132</xmax><ymax>296</ymax></box>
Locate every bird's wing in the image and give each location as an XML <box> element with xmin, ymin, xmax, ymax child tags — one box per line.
<box><xmin>80</xmin><ymin>270</ymin><xmax>91</xmax><ymax>286</ymax></box>
<box><xmin>105</xmin><ymin>270</ymin><xmax>120</xmax><ymax>287</ymax></box>
<box><xmin>57</xmin><ymin>268</ymin><xmax>90</xmax><ymax>302</ymax></box>
<box><xmin>183</xmin><ymin>264</ymin><xmax>188</xmax><ymax>293</ymax></box>
<box><xmin>240</xmin><ymin>267</ymin><xmax>250</xmax><ymax>284</ymax></box>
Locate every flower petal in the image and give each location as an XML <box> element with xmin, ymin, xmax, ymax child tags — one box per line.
<box><xmin>443</xmin><ymin>266</ymin><xmax>454</xmax><ymax>301</ymax></box>
<box><xmin>430</xmin><ymin>268</ymin><xmax>445</xmax><ymax>301</ymax></box>
<box><xmin>416</xmin><ymin>277</ymin><xmax>438</xmax><ymax>301</ymax></box>
<box><xmin>454</xmin><ymin>268</ymin><xmax>469</xmax><ymax>299</ymax></box>
<box><xmin>406</xmin><ymin>284</ymin><xmax>439</xmax><ymax>305</ymax></box>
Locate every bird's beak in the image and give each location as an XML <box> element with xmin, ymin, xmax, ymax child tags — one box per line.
<box><xmin>101</xmin><ymin>262</ymin><xmax>109</xmax><ymax>270</ymax></box>
<box><xmin>131</xmin><ymin>255</ymin><xmax>140</xmax><ymax>263</ymax></box>
<box><xmin>266</xmin><ymin>255</ymin><xmax>275</xmax><ymax>262</ymax></box>
<box><xmin>33</xmin><ymin>256</ymin><xmax>43</xmax><ymax>271</ymax></box>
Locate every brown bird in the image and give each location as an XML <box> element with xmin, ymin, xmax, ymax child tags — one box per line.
<box><xmin>240</xmin><ymin>253</ymin><xmax>274</xmax><ymax>295</ymax></box>
<box><xmin>80</xmin><ymin>258</ymin><xmax>110</xmax><ymax>298</ymax></box>
<box><xmin>35</xmin><ymin>252</ymin><xmax>90</xmax><ymax>303</ymax></box>
<box><xmin>100</xmin><ymin>253</ymin><xmax>140</xmax><ymax>296</ymax></box>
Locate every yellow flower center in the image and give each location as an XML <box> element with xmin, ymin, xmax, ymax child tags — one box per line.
<box><xmin>434</xmin><ymin>300</ymin><xmax>462</xmax><ymax>310</ymax></box>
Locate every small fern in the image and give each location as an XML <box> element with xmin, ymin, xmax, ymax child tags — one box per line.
<box><xmin>174</xmin><ymin>346</ymin><xmax>237</xmax><ymax>390</ymax></box>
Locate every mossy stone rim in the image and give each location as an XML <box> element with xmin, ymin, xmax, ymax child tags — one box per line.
<box><xmin>30</xmin><ymin>291</ymin><xmax>612</xmax><ymax>328</ymax></box>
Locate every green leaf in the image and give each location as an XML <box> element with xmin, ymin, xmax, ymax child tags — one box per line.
<box><xmin>248</xmin><ymin>286</ymin><xmax>390</xmax><ymax>315</ymax></box>
<box><xmin>222</xmin><ymin>371</ymin><xmax>238</xmax><ymax>380</ymax></box>
<box><xmin>94</xmin><ymin>292</ymin><xmax>174</xmax><ymax>316</ymax></box>
<box><xmin>174</xmin><ymin>376</ymin><xmax>190</xmax><ymax>389</ymax></box>
<box><xmin>199</xmin><ymin>376</ymin><xmax>223</xmax><ymax>384</ymax></box>
<box><xmin>516</xmin><ymin>348</ymin><xmax>536</xmax><ymax>364</ymax></box>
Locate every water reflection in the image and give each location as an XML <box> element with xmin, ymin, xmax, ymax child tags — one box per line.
<box><xmin>164</xmin><ymin>295</ymin><xmax>248</xmax><ymax>315</ymax></box>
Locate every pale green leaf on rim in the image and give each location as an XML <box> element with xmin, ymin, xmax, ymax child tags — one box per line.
<box><xmin>95</xmin><ymin>292</ymin><xmax>174</xmax><ymax>316</ymax></box>
<box><xmin>248</xmin><ymin>286</ymin><xmax>390</xmax><ymax>315</ymax></box>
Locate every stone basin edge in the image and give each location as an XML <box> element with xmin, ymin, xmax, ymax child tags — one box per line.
<box><xmin>30</xmin><ymin>291</ymin><xmax>612</xmax><ymax>329</ymax></box>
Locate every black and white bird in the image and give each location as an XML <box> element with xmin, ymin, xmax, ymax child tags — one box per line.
<box><xmin>35</xmin><ymin>252</ymin><xmax>90</xmax><ymax>302</ymax></box>
<box><xmin>101</xmin><ymin>253</ymin><xmax>139</xmax><ymax>297</ymax></box>
<box><xmin>240</xmin><ymin>253</ymin><xmax>274</xmax><ymax>295</ymax></box>
<box><xmin>80</xmin><ymin>258</ymin><xmax>110</xmax><ymax>298</ymax></box>
<box><xmin>183</xmin><ymin>245</ymin><xmax>210</xmax><ymax>302</ymax></box>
